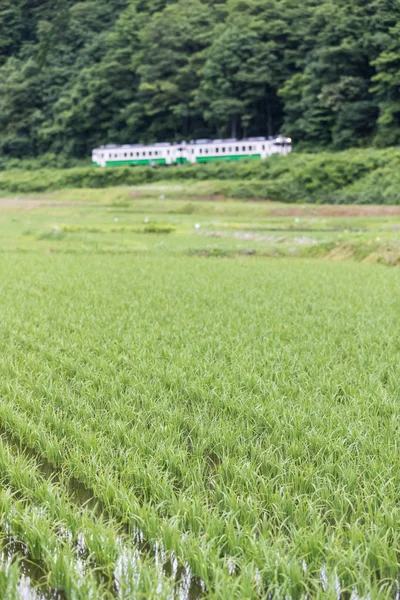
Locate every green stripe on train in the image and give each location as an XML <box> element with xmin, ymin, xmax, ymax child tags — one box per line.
<box><xmin>195</xmin><ymin>154</ymin><xmax>261</xmax><ymax>163</ymax></box>
<box><xmin>105</xmin><ymin>159</ymin><xmax>167</xmax><ymax>167</ymax></box>
<box><xmin>102</xmin><ymin>155</ymin><xmax>260</xmax><ymax>167</ymax></box>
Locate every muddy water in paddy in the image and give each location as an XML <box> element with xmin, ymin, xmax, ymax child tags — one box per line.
<box><xmin>0</xmin><ymin>536</ymin><xmax>67</xmax><ymax>600</ymax></box>
<box><xmin>2</xmin><ymin>428</ymin><xmax>395</xmax><ymax>598</ymax></box>
<box><xmin>0</xmin><ymin>428</ymin><xmax>206</xmax><ymax>598</ymax></box>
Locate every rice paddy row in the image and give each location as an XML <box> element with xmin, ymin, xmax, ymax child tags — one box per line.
<box><xmin>0</xmin><ymin>188</ymin><xmax>399</xmax><ymax>597</ymax></box>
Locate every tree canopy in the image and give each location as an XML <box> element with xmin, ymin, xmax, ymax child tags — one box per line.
<box><xmin>0</xmin><ymin>0</ymin><xmax>399</xmax><ymax>158</ymax></box>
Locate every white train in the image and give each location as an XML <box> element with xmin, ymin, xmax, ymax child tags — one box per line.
<box><xmin>92</xmin><ymin>136</ymin><xmax>292</xmax><ymax>167</ymax></box>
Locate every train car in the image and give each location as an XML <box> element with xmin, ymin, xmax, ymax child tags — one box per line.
<box><xmin>92</xmin><ymin>136</ymin><xmax>292</xmax><ymax>167</ymax></box>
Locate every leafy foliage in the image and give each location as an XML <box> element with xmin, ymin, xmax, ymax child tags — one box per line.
<box><xmin>1</xmin><ymin>0</ymin><xmax>400</xmax><ymax>158</ymax></box>
<box><xmin>3</xmin><ymin>147</ymin><xmax>400</xmax><ymax>204</ymax></box>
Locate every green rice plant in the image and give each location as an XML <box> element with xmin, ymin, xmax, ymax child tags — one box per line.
<box><xmin>0</xmin><ymin>200</ymin><xmax>400</xmax><ymax>598</ymax></box>
<box><xmin>0</xmin><ymin>486</ymin><xmax>102</xmax><ymax>598</ymax></box>
<box><xmin>0</xmin><ymin>553</ymin><xmax>21</xmax><ymax>600</ymax></box>
<box><xmin>0</xmin><ymin>253</ymin><xmax>399</xmax><ymax>598</ymax></box>
<box><xmin>0</xmin><ymin>437</ymin><xmax>181</xmax><ymax>598</ymax></box>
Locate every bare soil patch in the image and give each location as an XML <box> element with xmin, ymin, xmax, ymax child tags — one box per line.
<box><xmin>0</xmin><ymin>197</ymin><xmax>95</xmax><ymax>209</ymax></box>
<box><xmin>186</xmin><ymin>194</ymin><xmax>227</xmax><ymax>202</ymax></box>
<box><xmin>271</xmin><ymin>205</ymin><xmax>400</xmax><ymax>217</ymax></box>
<box><xmin>0</xmin><ymin>197</ymin><xmax>43</xmax><ymax>208</ymax></box>
<box><xmin>128</xmin><ymin>190</ymin><xmax>237</xmax><ymax>202</ymax></box>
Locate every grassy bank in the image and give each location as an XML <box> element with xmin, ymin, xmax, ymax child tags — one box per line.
<box><xmin>1</xmin><ymin>185</ymin><xmax>400</xmax><ymax>266</ymax></box>
<box><xmin>2</xmin><ymin>147</ymin><xmax>400</xmax><ymax>203</ymax></box>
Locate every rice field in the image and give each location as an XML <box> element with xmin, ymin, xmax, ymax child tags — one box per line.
<box><xmin>0</xmin><ymin>186</ymin><xmax>399</xmax><ymax>599</ymax></box>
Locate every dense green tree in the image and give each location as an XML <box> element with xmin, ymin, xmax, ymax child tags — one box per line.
<box><xmin>281</xmin><ymin>0</ymin><xmax>400</xmax><ymax>148</ymax></box>
<box><xmin>40</xmin><ymin>2</ymin><xmax>140</xmax><ymax>155</ymax></box>
<box><xmin>0</xmin><ymin>58</ymin><xmax>44</xmax><ymax>156</ymax></box>
<box><xmin>1</xmin><ymin>0</ymin><xmax>400</xmax><ymax>159</ymax></box>
<box><xmin>281</xmin><ymin>1</ymin><xmax>377</xmax><ymax>148</ymax></box>
<box><xmin>225</xmin><ymin>0</ymin><xmax>317</xmax><ymax>136</ymax></box>
<box><xmin>196</xmin><ymin>26</ymin><xmax>263</xmax><ymax>137</ymax></box>
<box><xmin>372</xmin><ymin>23</ymin><xmax>400</xmax><ymax>146</ymax></box>
<box><xmin>0</xmin><ymin>1</ymin><xmax>24</xmax><ymax>63</ymax></box>
<box><xmin>133</xmin><ymin>0</ymin><xmax>215</xmax><ymax>140</ymax></box>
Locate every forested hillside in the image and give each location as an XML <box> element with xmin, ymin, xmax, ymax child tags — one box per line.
<box><xmin>1</xmin><ymin>0</ymin><xmax>399</xmax><ymax>159</ymax></box>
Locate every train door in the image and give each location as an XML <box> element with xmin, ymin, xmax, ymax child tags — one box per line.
<box><xmin>170</xmin><ymin>147</ymin><xmax>178</xmax><ymax>165</ymax></box>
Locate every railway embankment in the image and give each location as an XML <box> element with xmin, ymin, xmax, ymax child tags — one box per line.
<box><xmin>1</xmin><ymin>147</ymin><xmax>400</xmax><ymax>204</ymax></box>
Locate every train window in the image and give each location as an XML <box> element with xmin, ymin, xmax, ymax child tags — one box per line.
<box><xmin>149</xmin><ymin>151</ymin><xmax>152</xmax><ymax>156</ymax></box>
<box><xmin>136</xmin><ymin>152</ymin><xmax>139</xmax><ymax>157</ymax></box>
<box><xmin>215</xmin><ymin>148</ymin><xmax>219</xmax><ymax>153</ymax></box>
<box><xmin>191</xmin><ymin>149</ymin><xmax>194</xmax><ymax>154</ymax></box>
<box><xmin>205</xmin><ymin>148</ymin><xmax>208</xmax><ymax>154</ymax></box>
<box><xmin>235</xmin><ymin>146</ymin><xmax>239</xmax><ymax>152</ymax></box>
<box><xmin>143</xmin><ymin>151</ymin><xmax>146</xmax><ymax>156</ymax></box>
<box><xmin>248</xmin><ymin>146</ymin><xmax>252</xmax><ymax>151</ymax></box>
<box><xmin>242</xmin><ymin>146</ymin><xmax>246</xmax><ymax>151</ymax></box>
<box><xmin>222</xmin><ymin>147</ymin><xmax>225</xmax><ymax>152</ymax></box>
<box><xmin>199</xmin><ymin>149</ymin><xmax>203</xmax><ymax>154</ymax></box>
<box><xmin>262</xmin><ymin>145</ymin><xmax>265</xmax><ymax>151</ymax></box>
<box><xmin>124</xmin><ymin>153</ymin><xmax>127</xmax><ymax>157</ymax></box>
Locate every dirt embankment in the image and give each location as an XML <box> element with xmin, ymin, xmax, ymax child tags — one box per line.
<box><xmin>271</xmin><ymin>205</ymin><xmax>400</xmax><ymax>217</ymax></box>
<box><xmin>0</xmin><ymin>197</ymin><xmax>94</xmax><ymax>209</ymax></box>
